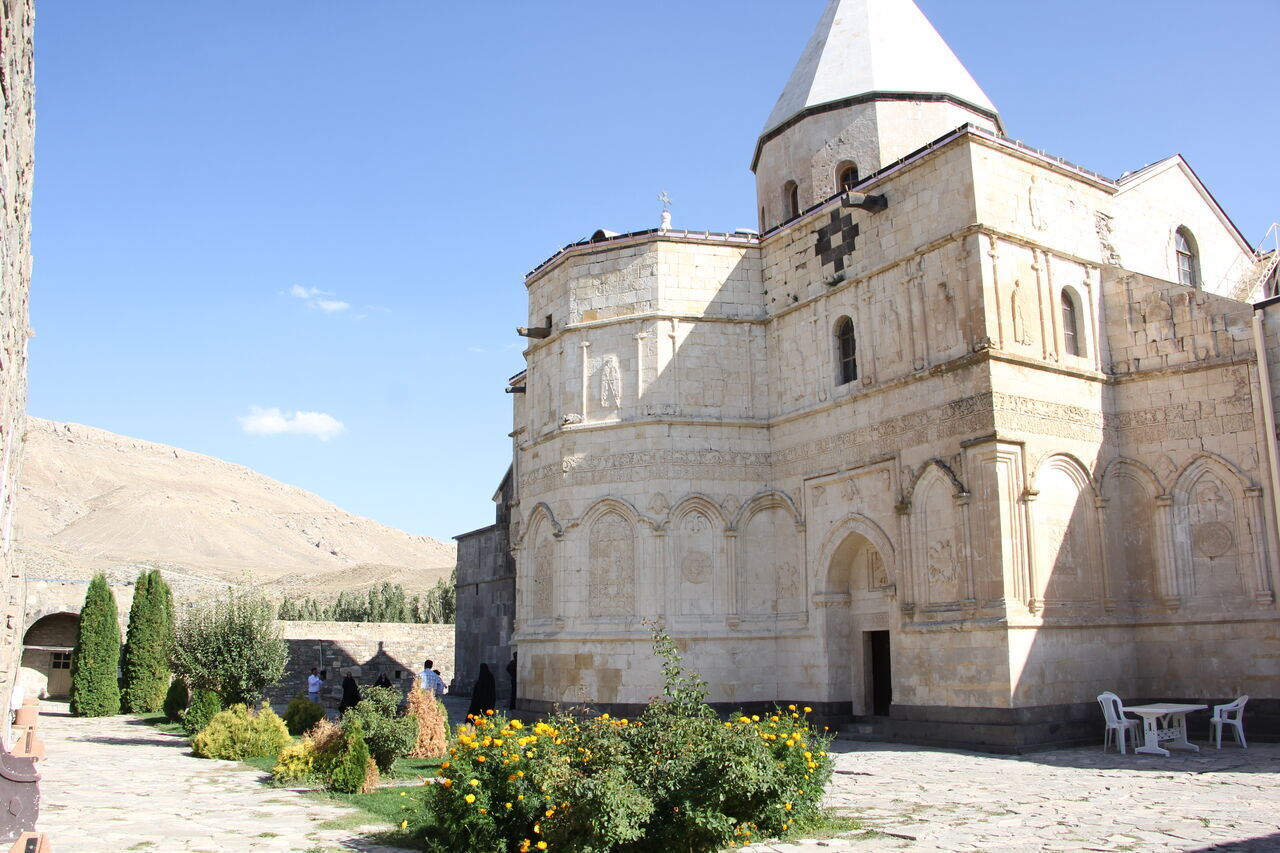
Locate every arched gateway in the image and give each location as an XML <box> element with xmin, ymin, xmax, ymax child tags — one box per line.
<box><xmin>816</xmin><ymin>529</ymin><xmax>895</xmax><ymax>718</ymax></box>
<box><xmin>22</xmin><ymin>612</ymin><xmax>79</xmax><ymax>698</ymax></box>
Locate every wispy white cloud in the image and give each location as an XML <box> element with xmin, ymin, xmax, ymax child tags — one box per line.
<box><xmin>468</xmin><ymin>346</ymin><xmax>487</xmax><ymax>354</ymax></box>
<box><xmin>289</xmin><ymin>285</ymin><xmax>350</xmax><ymax>314</ymax></box>
<box><xmin>238</xmin><ymin>406</ymin><xmax>346</xmax><ymax>441</ymax></box>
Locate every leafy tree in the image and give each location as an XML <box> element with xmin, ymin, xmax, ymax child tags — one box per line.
<box><xmin>122</xmin><ymin>569</ymin><xmax>173</xmax><ymax>712</ymax></box>
<box><xmin>70</xmin><ymin>573</ymin><xmax>121</xmax><ymax>717</ymax></box>
<box><xmin>171</xmin><ymin>590</ymin><xmax>288</xmax><ymax>706</ymax></box>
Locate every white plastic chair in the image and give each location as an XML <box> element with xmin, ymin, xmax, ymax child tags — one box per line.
<box><xmin>1097</xmin><ymin>692</ymin><xmax>1140</xmax><ymax>754</ymax></box>
<box><xmin>1210</xmin><ymin>696</ymin><xmax>1249</xmax><ymax>749</ymax></box>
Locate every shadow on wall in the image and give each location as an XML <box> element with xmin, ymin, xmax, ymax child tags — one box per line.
<box><xmin>266</xmin><ymin>640</ymin><xmax>420</xmax><ymax>705</ymax></box>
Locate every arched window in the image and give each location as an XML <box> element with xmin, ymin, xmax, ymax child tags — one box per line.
<box><xmin>784</xmin><ymin>181</ymin><xmax>799</xmax><ymax>221</ymax></box>
<box><xmin>1175</xmin><ymin>228</ymin><xmax>1199</xmax><ymax>288</ymax></box>
<box><xmin>835</xmin><ymin>317</ymin><xmax>858</xmax><ymax>385</ymax></box>
<box><xmin>1061</xmin><ymin>288</ymin><xmax>1084</xmax><ymax>357</ymax></box>
<box><xmin>837</xmin><ymin>162</ymin><xmax>859</xmax><ymax>192</ymax></box>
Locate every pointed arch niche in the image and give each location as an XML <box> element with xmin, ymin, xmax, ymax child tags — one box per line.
<box><xmin>735</xmin><ymin>492</ymin><xmax>805</xmax><ymax>621</ymax></box>
<box><xmin>908</xmin><ymin>464</ymin><xmax>972</xmax><ymax>608</ymax></box>
<box><xmin>1171</xmin><ymin>455</ymin><xmax>1270</xmax><ymax>607</ymax></box>
<box><xmin>1101</xmin><ymin>460</ymin><xmax>1162</xmax><ymax>609</ymax></box>
<box><xmin>1029</xmin><ymin>455</ymin><xmax>1102</xmax><ymax>608</ymax></box>
<box><xmin>669</xmin><ymin>496</ymin><xmax>729</xmax><ymax>620</ymax></box>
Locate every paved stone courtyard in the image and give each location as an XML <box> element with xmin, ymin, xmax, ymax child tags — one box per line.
<box><xmin>748</xmin><ymin>738</ymin><xmax>1280</xmax><ymax>852</ymax></box>
<box><xmin>32</xmin><ymin>700</ymin><xmax>1280</xmax><ymax>852</ymax></box>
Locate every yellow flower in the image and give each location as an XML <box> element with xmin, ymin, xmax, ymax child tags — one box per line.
<box><xmin>803</xmin><ymin>706</ymin><xmax>812</xmax><ymax>713</ymax></box>
<box><xmin>400</xmin><ymin>820</ymin><xmax>408</xmax><ymax>829</ymax></box>
<box><xmin>505</xmin><ymin>802</ymin><xmax>513</xmax><ymax>809</ymax></box>
<box><xmin>788</xmin><ymin>704</ymin><xmax>796</xmax><ymax>711</ymax></box>
<box><xmin>784</xmin><ymin>802</ymin><xmax>792</xmax><ymax>811</ymax></box>
<box><xmin>465</xmin><ymin>794</ymin><xmax>476</xmax><ymax>804</ymax></box>
<box><xmin>441</xmin><ymin>779</ymin><xmax>452</xmax><ymax>788</ymax></box>
<box><xmin>469</xmin><ymin>779</ymin><xmax>481</xmax><ymax>787</ymax></box>
<box><xmin>441</xmin><ymin>761</ymin><xmax>450</xmax><ymax>769</ymax></box>
<box><xmin>537</xmin><ymin>843</ymin><xmax>548</xmax><ymax>851</ymax></box>
<box><xmin>477</xmin><ymin>755</ymin><xmax>487</xmax><ymax>763</ymax></box>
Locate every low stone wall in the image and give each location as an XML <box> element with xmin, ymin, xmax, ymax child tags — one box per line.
<box><xmin>266</xmin><ymin>620</ymin><xmax>455</xmax><ymax>705</ymax></box>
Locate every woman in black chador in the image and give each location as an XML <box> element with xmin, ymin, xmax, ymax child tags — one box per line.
<box><xmin>466</xmin><ymin>664</ymin><xmax>497</xmax><ymax>720</ymax></box>
<box><xmin>339</xmin><ymin>672</ymin><xmax>361</xmax><ymax>715</ymax></box>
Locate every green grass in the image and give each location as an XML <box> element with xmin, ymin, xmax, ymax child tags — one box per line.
<box><xmin>386</xmin><ymin>756</ymin><xmax>444</xmax><ymax>779</ymax></box>
<box><xmin>133</xmin><ymin>712</ymin><xmax>186</xmax><ymax>736</ymax></box>
<box><xmin>308</xmin><ymin>787</ymin><xmax>431</xmax><ymax>851</ymax></box>
<box><xmin>242</xmin><ymin>754</ymin><xmax>278</xmax><ymax>774</ymax></box>
<box><xmin>780</xmin><ymin>810</ymin><xmax>866</xmax><ymax>842</ymax></box>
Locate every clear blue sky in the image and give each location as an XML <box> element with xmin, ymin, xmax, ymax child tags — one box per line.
<box><xmin>29</xmin><ymin>1</ymin><xmax>1280</xmax><ymax>541</ymax></box>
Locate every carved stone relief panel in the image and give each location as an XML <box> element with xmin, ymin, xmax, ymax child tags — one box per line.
<box><xmin>740</xmin><ymin>505</ymin><xmax>804</xmax><ymax>616</ymax></box>
<box><xmin>1033</xmin><ymin>462</ymin><xmax>1097</xmax><ymax>603</ymax></box>
<box><xmin>1182</xmin><ymin>473</ymin><xmax>1245</xmax><ymax>598</ymax></box>
<box><xmin>676</xmin><ymin>510</ymin><xmax>720</xmax><ymax>616</ymax></box>
<box><xmin>1103</xmin><ymin>473</ymin><xmax>1158</xmax><ymax>603</ymax></box>
<box><xmin>914</xmin><ymin>471</ymin><xmax>964</xmax><ymax>605</ymax></box>
<box><xmin>588</xmin><ymin>512</ymin><xmax>636</xmax><ymax>617</ymax></box>
<box><xmin>530</xmin><ymin>521</ymin><xmax>556</xmax><ymax>620</ymax></box>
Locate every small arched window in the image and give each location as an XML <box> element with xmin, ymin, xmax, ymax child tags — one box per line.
<box><xmin>784</xmin><ymin>181</ymin><xmax>800</xmax><ymax>221</ymax></box>
<box><xmin>1175</xmin><ymin>228</ymin><xmax>1199</xmax><ymax>288</ymax></box>
<box><xmin>1061</xmin><ymin>288</ymin><xmax>1084</xmax><ymax>357</ymax></box>
<box><xmin>837</xmin><ymin>162</ymin><xmax>859</xmax><ymax>192</ymax></box>
<box><xmin>836</xmin><ymin>317</ymin><xmax>858</xmax><ymax>385</ymax></box>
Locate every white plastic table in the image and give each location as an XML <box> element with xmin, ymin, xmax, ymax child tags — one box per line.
<box><xmin>1124</xmin><ymin>703</ymin><xmax>1207</xmax><ymax>756</ymax></box>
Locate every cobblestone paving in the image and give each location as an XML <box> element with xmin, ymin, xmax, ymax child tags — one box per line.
<box><xmin>746</xmin><ymin>739</ymin><xmax>1280</xmax><ymax>852</ymax></box>
<box><xmin>34</xmin><ymin>702</ymin><xmax>414</xmax><ymax>853</ymax></box>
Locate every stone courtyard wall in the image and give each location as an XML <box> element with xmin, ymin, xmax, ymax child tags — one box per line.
<box><xmin>0</xmin><ymin>0</ymin><xmax>34</xmax><ymax>737</ymax></box>
<box><xmin>265</xmin><ymin>620</ymin><xmax>455</xmax><ymax>705</ymax></box>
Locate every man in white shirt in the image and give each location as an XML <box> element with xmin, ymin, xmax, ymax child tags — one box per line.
<box><xmin>418</xmin><ymin>659</ymin><xmax>446</xmax><ymax>698</ymax></box>
<box><xmin>307</xmin><ymin>668</ymin><xmax>323</xmax><ymax>704</ymax></box>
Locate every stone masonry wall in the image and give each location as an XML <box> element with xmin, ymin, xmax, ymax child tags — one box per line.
<box><xmin>265</xmin><ymin>620</ymin><xmax>455</xmax><ymax>705</ymax></box>
<box><xmin>0</xmin><ymin>0</ymin><xmax>34</xmax><ymax>739</ymax></box>
<box><xmin>454</xmin><ymin>524</ymin><xmax>515</xmax><ymax>700</ymax></box>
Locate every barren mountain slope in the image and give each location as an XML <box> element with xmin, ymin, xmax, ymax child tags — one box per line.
<box><xmin>16</xmin><ymin>419</ymin><xmax>455</xmax><ymax>599</ymax></box>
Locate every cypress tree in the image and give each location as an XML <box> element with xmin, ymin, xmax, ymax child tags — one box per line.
<box><xmin>122</xmin><ymin>569</ymin><xmax>172</xmax><ymax>713</ymax></box>
<box><xmin>70</xmin><ymin>573</ymin><xmax>122</xmax><ymax>717</ymax></box>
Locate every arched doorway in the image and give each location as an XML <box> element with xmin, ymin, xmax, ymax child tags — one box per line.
<box><xmin>22</xmin><ymin>613</ymin><xmax>79</xmax><ymax>698</ymax></box>
<box><xmin>819</xmin><ymin>531</ymin><xmax>894</xmax><ymax>718</ymax></box>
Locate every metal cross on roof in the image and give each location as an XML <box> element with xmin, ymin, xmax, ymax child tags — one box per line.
<box><xmin>658</xmin><ymin>191</ymin><xmax>673</xmax><ymax>212</ymax></box>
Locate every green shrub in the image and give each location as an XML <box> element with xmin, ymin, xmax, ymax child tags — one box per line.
<box><xmin>191</xmin><ymin>702</ymin><xmax>290</xmax><ymax>760</ymax></box>
<box><xmin>170</xmin><ymin>590</ymin><xmax>288</xmax><ymax>706</ymax></box>
<box><xmin>417</xmin><ymin>626</ymin><xmax>833</xmax><ymax>853</ymax></box>
<box><xmin>122</xmin><ymin>569</ymin><xmax>174</xmax><ymax>713</ymax></box>
<box><xmin>341</xmin><ymin>685</ymin><xmax>416</xmax><ymax>773</ymax></box>
<box><xmin>283</xmin><ymin>693</ymin><xmax>326</xmax><ymax>736</ymax></box>
<box><xmin>329</xmin><ymin>717</ymin><xmax>374</xmax><ymax>794</ymax></box>
<box><xmin>182</xmin><ymin>688</ymin><xmax>224</xmax><ymax>737</ymax></box>
<box><xmin>69</xmin><ymin>574</ymin><xmax>122</xmax><ymax>717</ymax></box>
<box><xmin>163</xmin><ymin>678</ymin><xmax>189</xmax><ymax>723</ymax></box>
<box><xmin>271</xmin><ymin>739</ymin><xmax>317</xmax><ymax>784</ymax></box>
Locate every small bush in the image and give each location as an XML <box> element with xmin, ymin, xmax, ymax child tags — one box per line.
<box><xmin>329</xmin><ymin>718</ymin><xmax>377</xmax><ymax>794</ymax></box>
<box><xmin>163</xmin><ymin>679</ymin><xmax>189</xmax><ymax>723</ymax></box>
<box><xmin>182</xmin><ymin>688</ymin><xmax>223</xmax><ymax>737</ymax></box>
<box><xmin>342</xmin><ymin>685</ymin><xmax>416</xmax><ymax>773</ymax></box>
<box><xmin>170</xmin><ymin>590</ymin><xmax>288</xmax><ymax>706</ymax></box>
<box><xmin>283</xmin><ymin>693</ymin><xmax>326</xmax><ymax>736</ymax></box>
<box><xmin>272</xmin><ymin>739</ymin><xmax>318</xmax><ymax>784</ymax></box>
<box><xmin>406</xmin><ymin>687</ymin><xmax>448</xmax><ymax>759</ymax></box>
<box><xmin>191</xmin><ymin>702</ymin><xmax>290</xmax><ymax>761</ymax></box>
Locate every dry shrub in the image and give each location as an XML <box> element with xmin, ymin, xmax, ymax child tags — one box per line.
<box><xmin>307</xmin><ymin>718</ymin><xmax>343</xmax><ymax>753</ymax></box>
<box><xmin>406</xmin><ymin>687</ymin><xmax>448</xmax><ymax>759</ymax></box>
<box><xmin>361</xmin><ymin>756</ymin><xmax>380</xmax><ymax>794</ymax></box>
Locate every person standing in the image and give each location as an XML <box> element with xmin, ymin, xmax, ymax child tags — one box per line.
<box><xmin>338</xmin><ymin>670</ymin><xmax>361</xmax><ymax>715</ymax></box>
<box><xmin>307</xmin><ymin>668</ymin><xmax>324</xmax><ymax>704</ymax></box>
<box><xmin>418</xmin><ymin>659</ymin><xmax>446</xmax><ymax>698</ymax></box>
<box><xmin>466</xmin><ymin>664</ymin><xmax>497</xmax><ymax>721</ymax></box>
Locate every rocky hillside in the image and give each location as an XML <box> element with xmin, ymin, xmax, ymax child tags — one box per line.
<box><xmin>16</xmin><ymin>419</ymin><xmax>456</xmax><ymax>601</ymax></box>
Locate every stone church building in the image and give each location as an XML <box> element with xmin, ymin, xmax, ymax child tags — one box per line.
<box><xmin>457</xmin><ymin>0</ymin><xmax>1280</xmax><ymax>750</ymax></box>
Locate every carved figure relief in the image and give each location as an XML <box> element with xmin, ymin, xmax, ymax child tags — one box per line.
<box><xmin>1028</xmin><ymin>176</ymin><xmax>1048</xmax><ymax>232</ymax></box>
<box><xmin>1095</xmin><ymin>212</ymin><xmax>1122</xmax><ymax>266</ymax></box>
<box><xmin>867</xmin><ymin>551</ymin><xmax>890</xmax><ymax>590</ymax></box>
<box><xmin>1011</xmin><ymin>280</ymin><xmax>1034</xmax><ymax>346</ymax></box>
<box><xmin>600</xmin><ymin>356</ymin><xmax>622</xmax><ymax>409</ymax></box>
<box><xmin>914</xmin><ymin>471</ymin><xmax>965</xmax><ymax>604</ymax></box>
<box><xmin>589</xmin><ymin>513</ymin><xmax>636</xmax><ymax>616</ymax></box>
<box><xmin>884</xmin><ymin>299</ymin><xmax>904</xmax><ymax>363</ymax></box>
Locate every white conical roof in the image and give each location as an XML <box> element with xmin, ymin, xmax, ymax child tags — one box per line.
<box><xmin>762</xmin><ymin>0</ymin><xmax>999</xmax><ymax>136</ymax></box>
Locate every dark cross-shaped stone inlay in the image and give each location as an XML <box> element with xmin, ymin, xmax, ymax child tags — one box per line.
<box><xmin>815</xmin><ymin>210</ymin><xmax>860</xmax><ymax>273</ymax></box>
